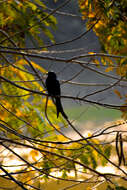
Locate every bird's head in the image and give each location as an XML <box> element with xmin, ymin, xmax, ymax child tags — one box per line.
<box><xmin>47</xmin><ymin>71</ymin><xmax>57</xmax><ymax>79</ymax></box>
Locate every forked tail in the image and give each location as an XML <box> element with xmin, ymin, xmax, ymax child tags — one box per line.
<box><xmin>55</xmin><ymin>97</ymin><xmax>68</xmax><ymax>119</ymax></box>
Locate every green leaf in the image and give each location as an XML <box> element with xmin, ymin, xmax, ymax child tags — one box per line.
<box><xmin>102</xmin><ymin>145</ymin><xmax>111</xmax><ymax>166</ymax></box>
<box><xmin>80</xmin><ymin>154</ymin><xmax>89</xmax><ymax>165</ymax></box>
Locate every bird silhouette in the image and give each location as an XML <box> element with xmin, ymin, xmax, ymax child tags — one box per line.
<box><xmin>45</xmin><ymin>72</ymin><xmax>68</xmax><ymax>119</ymax></box>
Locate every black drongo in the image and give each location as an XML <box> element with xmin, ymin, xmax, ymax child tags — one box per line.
<box><xmin>45</xmin><ymin>72</ymin><xmax>68</xmax><ymax>119</ymax></box>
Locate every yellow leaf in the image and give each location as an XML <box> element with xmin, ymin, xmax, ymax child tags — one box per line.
<box><xmin>86</xmin><ymin>187</ymin><xmax>92</xmax><ymax>190</ymax></box>
<box><xmin>114</xmin><ymin>89</ymin><xmax>122</xmax><ymax>99</ymax></box>
<box><xmin>42</xmin><ymin>98</ymin><xmax>53</xmax><ymax>106</ymax></box>
<box><xmin>104</xmin><ymin>57</ymin><xmax>114</xmax><ymax>65</ymax></box>
<box><xmin>94</xmin><ymin>59</ymin><xmax>100</xmax><ymax>67</ymax></box>
<box><xmin>88</xmin><ymin>13</ymin><xmax>95</xmax><ymax>18</ymax></box>
<box><xmin>30</xmin><ymin>150</ymin><xmax>39</xmax><ymax>161</ymax></box>
<box><xmin>105</xmin><ymin>66</ymin><xmax>114</xmax><ymax>72</ymax></box>
<box><xmin>88</xmin><ymin>52</ymin><xmax>95</xmax><ymax>55</ymax></box>
<box><xmin>53</xmin><ymin>124</ymin><xmax>60</xmax><ymax>130</ymax></box>
<box><xmin>57</xmin><ymin>135</ymin><xmax>68</xmax><ymax>142</ymax></box>
<box><xmin>94</xmin><ymin>20</ymin><xmax>105</xmax><ymax>30</ymax></box>
<box><xmin>87</xmin><ymin>132</ymin><xmax>92</xmax><ymax>137</ymax></box>
<box><xmin>116</xmin><ymin>65</ymin><xmax>127</xmax><ymax>76</ymax></box>
<box><xmin>30</xmin><ymin>61</ymin><xmax>47</xmax><ymax>73</ymax></box>
<box><xmin>0</xmin><ymin>109</ymin><xmax>7</xmax><ymax>120</ymax></box>
<box><xmin>2</xmin><ymin>100</ymin><xmax>11</xmax><ymax>109</ymax></box>
<box><xmin>107</xmin><ymin>35</ymin><xmax>112</xmax><ymax>42</ymax></box>
<box><xmin>16</xmin><ymin>109</ymin><xmax>23</xmax><ymax>117</ymax></box>
<box><xmin>16</xmin><ymin>59</ymin><xmax>46</xmax><ymax>73</ymax></box>
<box><xmin>16</xmin><ymin>59</ymin><xmax>27</xmax><ymax>65</ymax></box>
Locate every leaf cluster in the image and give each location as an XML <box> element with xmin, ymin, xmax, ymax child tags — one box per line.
<box><xmin>78</xmin><ymin>0</ymin><xmax>127</xmax><ymax>118</ymax></box>
<box><xmin>0</xmin><ymin>0</ymin><xmax>57</xmax><ymax>47</ymax></box>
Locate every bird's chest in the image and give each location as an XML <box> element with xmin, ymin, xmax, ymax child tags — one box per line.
<box><xmin>46</xmin><ymin>79</ymin><xmax>60</xmax><ymax>95</ymax></box>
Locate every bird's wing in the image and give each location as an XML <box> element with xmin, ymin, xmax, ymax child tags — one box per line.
<box><xmin>55</xmin><ymin>79</ymin><xmax>61</xmax><ymax>95</ymax></box>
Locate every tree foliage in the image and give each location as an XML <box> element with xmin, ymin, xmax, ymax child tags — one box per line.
<box><xmin>0</xmin><ymin>0</ymin><xmax>127</xmax><ymax>190</ymax></box>
<box><xmin>0</xmin><ymin>0</ymin><xmax>56</xmax><ymax>47</ymax></box>
<box><xmin>79</xmin><ymin>0</ymin><xmax>127</xmax><ymax>119</ymax></box>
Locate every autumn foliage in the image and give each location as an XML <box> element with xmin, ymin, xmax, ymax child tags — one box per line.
<box><xmin>0</xmin><ymin>0</ymin><xmax>127</xmax><ymax>190</ymax></box>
